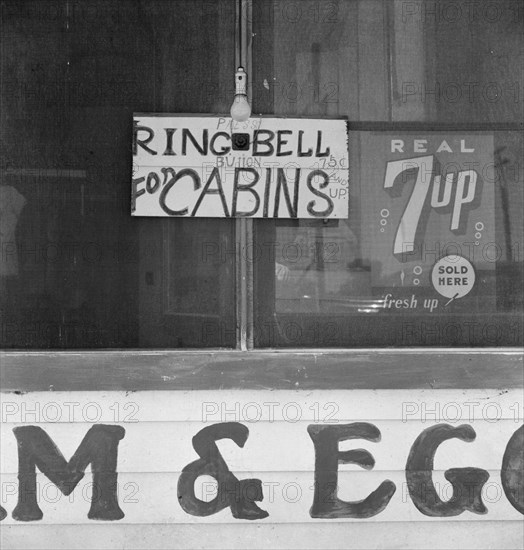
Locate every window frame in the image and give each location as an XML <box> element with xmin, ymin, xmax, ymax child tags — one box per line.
<box><xmin>0</xmin><ymin>0</ymin><xmax>522</xmax><ymax>380</ymax></box>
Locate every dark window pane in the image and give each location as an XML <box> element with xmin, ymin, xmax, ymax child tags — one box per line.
<box><xmin>0</xmin><ymin>0</ymin><xmax>236</xmax><ymax>348</ymax></box>
<box><xmin>252</xmin><ymin>0</ymin><xmax>523</xmax><ymax>347</ymax></box>
<box><xmin>252</xmin><ymin>0</ymin><xmax>523</xmax><ymax>125</ymax></box>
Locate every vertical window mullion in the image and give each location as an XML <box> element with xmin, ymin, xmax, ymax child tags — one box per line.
<box><xmin>236</xmin><ymin>0</ymin><xmax>254</xmax><ymax>350</ymax></box>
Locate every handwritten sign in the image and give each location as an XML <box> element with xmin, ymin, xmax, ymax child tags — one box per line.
<box><xmin>131</xmin><ymin>116</ymin><xmax>349</xmax><ymax>219</ymax></box>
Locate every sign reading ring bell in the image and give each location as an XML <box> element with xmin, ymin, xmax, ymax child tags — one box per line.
<box><xmin>131</xmin><ymin>115</ymin><xmax>349</xmax><ymax>219</ymax></box>
<box><xmin>431</xmin><ymin>255</ymin><xmax>476</xmax><ymax>300</ymax></box>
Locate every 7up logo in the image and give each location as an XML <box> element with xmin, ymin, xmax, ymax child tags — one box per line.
<box><xmin>384</xmin><ymin>156</ymin><xmax>480</xmax><ymax>257</ymax></box>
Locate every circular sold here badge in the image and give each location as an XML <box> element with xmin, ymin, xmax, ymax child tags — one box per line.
<box><xmin>431</xmin><ymin>255</ymin><xmax>476</xmax><ymax>300</ymax></box>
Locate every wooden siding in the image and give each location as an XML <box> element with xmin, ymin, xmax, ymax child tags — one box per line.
<box><xmin>1</xmin><ymin>384</ymin><xmax>522</xmax><ymax>548</ymax></box>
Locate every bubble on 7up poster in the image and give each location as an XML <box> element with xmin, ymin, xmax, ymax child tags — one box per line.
<box><xmin>361</xmin><ymin>133</ymin><xmax>495</xmax><ymax>307</ymax></box>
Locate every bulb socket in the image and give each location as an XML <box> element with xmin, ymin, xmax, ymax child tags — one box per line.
<box><xmin>235</xmin><ymin>66</ymin><xmax>248</xmax><ymax>95</ymax></box>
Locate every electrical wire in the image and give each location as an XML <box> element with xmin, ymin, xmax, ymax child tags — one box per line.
<box><xmin>238</xmin><ymin>0</ymin><xmax>242</xmax><ymax>67</ymax></box>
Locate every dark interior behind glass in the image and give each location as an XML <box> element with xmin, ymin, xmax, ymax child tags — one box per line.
<box><xmin>0</xmin><ymin>0</ymin><xmax>236</xmax><ymax>348</ymax></box>
<box><xmin>252</xmin><ymin>0</ymin><xmax>523</xmax><ymax>347</ymax></box>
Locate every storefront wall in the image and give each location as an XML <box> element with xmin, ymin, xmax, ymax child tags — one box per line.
<box><xmin>1</xmin><ymin>1</ymin><xmax>523</xmax><ymax>549</ymax></box>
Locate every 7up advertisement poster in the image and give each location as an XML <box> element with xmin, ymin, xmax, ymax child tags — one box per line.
<box><xmin>361</xmin><ymin>133</ymin><xmax>495</xmax><ymax>312</ymax></box>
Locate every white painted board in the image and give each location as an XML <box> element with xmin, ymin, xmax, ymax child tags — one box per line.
<box><xmin>0</xmin><ymin>389</ymin><xmax>522</xmax><ymax>525</ymax></box>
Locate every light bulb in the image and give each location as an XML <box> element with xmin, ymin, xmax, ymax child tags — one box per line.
<box><xmin>230</xmin><ymin>67</ymin><xmax>251</xmax><ymax>122</ymax></box>
<box><xmin>230</xmin><ymin>95</ymin><xmax>251</xmax><ymax>122</ymax></box>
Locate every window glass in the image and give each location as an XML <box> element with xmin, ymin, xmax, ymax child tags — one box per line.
<box><xmin>2</xmin><ymin>0</ymin><xmax>522</xmax><ymax>351</ymax></box>
<box><xmin>252</xmin><ymin>0</ymin><xmax>523</xmax><ymax>347</ymax></box>
<box><xmin>0</xmin><ymin>0</ymin><xmax>237</xmax><ymax>348</ymax></box>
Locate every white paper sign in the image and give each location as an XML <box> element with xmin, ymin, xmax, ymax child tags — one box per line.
<box><xmin>131</xmin><ymin>115</ymin><xmax>349</xmax><ymax>219</ymax></box>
